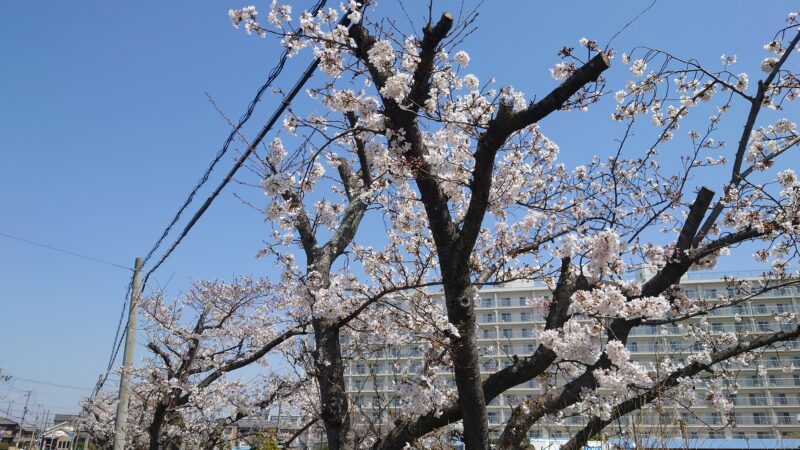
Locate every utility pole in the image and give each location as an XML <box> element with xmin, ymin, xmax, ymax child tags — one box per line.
<box><xmin>112</xmin><ymin>257</ymin><xmax>143</xmax><ymax>450</ymax></box>
<box><xmin>31</xmin><ymin>406</ymin><xmax>40</xmax><ymax>450</ymax></box>
<box><xmin>69</xmin><ymin>417</ymin><xmax>79</xmax><ymax>450</ymax></box>
<box><xmin>42</xmin><ymin>410</ymin><xmax>50</xmax><ymax>450</ymax></box>
<box><xmin>16</xmin><ymin>391</ymin><xmax>31</xmax><ymax>449</ymax></box>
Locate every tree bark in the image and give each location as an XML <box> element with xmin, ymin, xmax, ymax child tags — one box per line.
<box><xmin>147</xmin><ymin>403</ymin><xmax>168</xmax><ymax>450</ymax></box>
<box><xmin>313</xmin><ymin>319</ymin><xmax>351</xmax><ymax>450</ymax></box>
<box><xmin>444</xmin><ymin>285</ymin><xmax>490</xmax><ymax>450</ymax></box>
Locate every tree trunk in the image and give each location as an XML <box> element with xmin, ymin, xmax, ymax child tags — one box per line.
<box><xmin>445</xmin><ymin>286</ymin><xmax>489</xmax><ymax>450</ymax></box>
<box><xmin>313</xmin><ymin>319</ymin><xmax>350</xmax><ymax>450</ymax></box>
<box><xmin>147</xmin><ymin>403</ymin><xmax>168</xmax><ymax>450</ymax></box>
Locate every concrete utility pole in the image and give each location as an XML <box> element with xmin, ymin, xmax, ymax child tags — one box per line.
<box><xmin>15</xmin><ymin>390</ymin><xmax>31</xmax><ymax>449</ymax></box>
<box><xmin>112</xmin><ymin>257</ymin><xmax>143</xmax><ymax>450</ymax></box>
<box><xmin>42</xmin><ymin>410</ymin><xmax>50</xmax><ymax>450</ymax></box>
<box><xmin>30</xmin><ymin>406</ymin><xmax>40</xmax><ymax>449</ymax></box>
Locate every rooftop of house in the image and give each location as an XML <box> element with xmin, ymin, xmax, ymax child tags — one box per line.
<box><xmin>0</xmin><ymin>417</ymin><xmax>18</xmax><ymax>426</ymax></box>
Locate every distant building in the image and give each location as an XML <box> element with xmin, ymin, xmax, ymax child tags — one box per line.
<box><xmin>0</xmin><ymin>417</ymin><xmax>38</xmax><ymax>450</ymax></box>
<box><xmin>0</xmin><ymin>417</ymin><xmax>19</xmax><ymax>446</ymax></box>
<box><xmin>41</xmin><ymin>421</ymin><xmax>78</xmax><ymax>450</ymax></box>
<box><xmin>343</xmin><ymin>269</ymin><xmax>800</xmax><ymax>445</ymax></box>
<box><xmin>225</xmin><ymin>413</ymin><xmax>310</xmax><ymax>449</ymax></box>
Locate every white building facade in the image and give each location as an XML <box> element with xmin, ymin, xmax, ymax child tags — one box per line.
<box><xmin>344</xmin><ymin>270</ymin><xmax>800</xmax><ymax>443</ymax></box>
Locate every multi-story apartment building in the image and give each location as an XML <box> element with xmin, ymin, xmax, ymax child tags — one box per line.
<box><xmin>344</xmin><ymin>269</ymin><xmax>800</xmax><ymax>445</ymax></box>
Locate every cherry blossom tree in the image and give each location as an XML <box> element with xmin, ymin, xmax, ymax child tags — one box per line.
<box><xmin>221</xmin><ymin>3</ymin><xmax>800</xmax><ymax>450</ymax></box>
<box><xmin>72</xmin><ymin>3</ymin><xmax>798</xmax><ymax>450</ymax></box>
<box><xmin>82</xmin><ymin>278</ymin><xmax>306</xmax><ymax>450</ymax></box>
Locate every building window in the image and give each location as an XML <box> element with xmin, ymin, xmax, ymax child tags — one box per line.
<box><xmin>502</xmin><ymin>328</ymin><xmax>513</xmax><ymax>338</ymax></box>
<box><xmin>749</xmin><ymin>393</ymin><xmax>766</xmax><ymax>405</ymax></box>
<box><xmin>500</xmin><ymin>297</ymin><xmax>511</xmax><ymax>307</ymax></box>
<box><xmin>767</xmin><ymin>356</ymin><xmax>779</xmax><ymax>367</ymax></box>
<box><xmin>483</xmin><ymin>329</ymin><xmax>496</xmax><ymax>339</ymax></box>
<box><xmin>777</xmin><ymin>412</ymin><xmax>792</xmax><ymax>424</ymax></box>
<box><xmin>521</xmin><ymin>328</ymin><xmax>533</xmax><ymax>338</ymax></box>
<box><xmin>748</xmin><ymin>375</ymin><xmax>763</xmax><ymax>387</ymax></box>
<box><xmin>753</xmin><ymin>412</ymin><xmax>768</xmax><ymax>425</ymax></box>
<box><xmin>518</xmin><ymin>297</ymin><xmax>528</xmax><ymax>306</ymax></box>
<box><xmin>488</xmin><ymin>412</ymin><xmax>499</xmax><ymax>424</ymax></box>
<box><xmin>481</xmin><ymin>298</ymin><xmax>494</xmax><ymax>307</ymax></box>
<box><xmin>501</xmin><ymin>313</ymin><xmax>512</xmax><ymax>322</ymax></box>
<box><xmin>483</xmin><ymin>313</ymin><xmax>495</xmax><ymax>323</ymax></box>
<box><xmin>520</xmin><ymin>312</ymin><xmax>531</xmax><ymax>321</ymax></box>
<box><xmin>757</xmin><ymin>321</ymin><xmax>770</xmax><ymax>332</ymax></box>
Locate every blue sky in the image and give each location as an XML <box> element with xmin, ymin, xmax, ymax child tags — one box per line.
<box><xmin>1</xmin><ymin>1</ymin><xmax>797</xmax><ymax>417</ymax></box>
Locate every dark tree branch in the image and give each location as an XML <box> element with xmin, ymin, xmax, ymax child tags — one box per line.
<box><xmin>456</xmin><ymin>52</ymin><xmax>610</xmax><ymax>264</ymax></box>
<box><xmin>561</xmin><ymin>325</ymin><xmax>800</xmax><ymax>450</ymax></box>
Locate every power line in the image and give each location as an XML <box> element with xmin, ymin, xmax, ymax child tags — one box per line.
<box><xmin>0</xmin><ymin>231</ymin><xmax>132</xmax><ymax>271</ymax></box>
<box><xmin>97</xmin><ymin>0</ymin><xmax>333</xmax><ymax>394</ymax></box>
<box><xmin>96</xmin><ymin>2</ymin><xmax>362</xmax><ymax>410</ymax></box>
<box><xmin>10</xmin><ymin>377</ymin><xmax>91</xmax><ymax>392</ymax></box>
<box><xmin>141</xmin><ymin>55</ymin><xmax>323</xmax><ymax>291</ymax></box>
<box><xmin>140</xmin><ymin>3</ymin><xmax>356</xmax><ymax>293</ymax></box>
<box><xmin>139</xmin><ymin>0</ymin><xmax>330</xmax><ymax>271</ymax></box>
<box><xmin>94</xmin><ymin>282</ymin><xmax>132</xmax><ymax>396</ymax></box>
<box><xmin>106</xmin><ymin>282</ymin><xmax>133</xmax><ymax>374</ymax></box>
